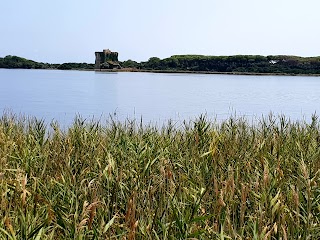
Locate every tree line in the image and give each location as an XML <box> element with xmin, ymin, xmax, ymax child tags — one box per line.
<box><xmin>0</xmin><ymin>55</ymin><xmax>94</xmax><ymax>70</ymax></box>
<box><xmin>2</xmin><ymin>54</ymin><xmax>320</xmax><ymax>75</ymax></box>
<box><xmin>122</xmin><ymin>55</ymin><xmax>320</xmax><ymax>75</ymax></box>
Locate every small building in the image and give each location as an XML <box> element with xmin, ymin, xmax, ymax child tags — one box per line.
<box><xmin>95</xmin><ymin>49</ymin><xmax>121</xmax><ymax>70</ymax></box>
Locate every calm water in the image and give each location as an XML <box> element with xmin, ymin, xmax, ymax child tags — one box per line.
<box><xmin>0</xmin><ymin>69</ymin><xmax>320</xmax><ymax>126</ymax></box>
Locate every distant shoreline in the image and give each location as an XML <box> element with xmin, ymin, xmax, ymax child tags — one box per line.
<box><xmin>2</xmin><ymin>67</ymin><xmax>320</xmax><ymax>77</ymax></box>
<box><xmin>94</xmin><ymin>68</ymin><xmax>320</xmax><ymax>77</ymax></box>
<box><xmin>2</xmin><ymin>54</ymin><xmax>320</xmax><ymax>77</ymax></box>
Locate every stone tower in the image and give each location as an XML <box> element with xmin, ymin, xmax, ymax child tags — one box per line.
<box><xmin>95</xmin><ymin>49</ymin><xmax>120</xmax><ymax>69</ymax></box>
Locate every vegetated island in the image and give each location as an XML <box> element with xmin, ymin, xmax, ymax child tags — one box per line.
<box><xmin>1</xmin><ymin>53</ymin><xmax>320</xmax><ymax>75</ymax></box>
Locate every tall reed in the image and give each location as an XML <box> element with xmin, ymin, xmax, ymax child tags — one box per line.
<box><xmin>0</xmin><ymin>113</ymin><xmax>319</xmax><ymax>239</ymax></box>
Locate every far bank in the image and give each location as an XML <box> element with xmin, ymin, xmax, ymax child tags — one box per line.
<box><xmin>95</xmin><ymin>67</ymin><xmax>320</xmax><ymax>77</ymax></box>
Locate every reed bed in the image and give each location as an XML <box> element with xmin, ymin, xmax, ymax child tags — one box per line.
<box><xmin>0</xmin><ymin>113</ymin><xmax>319</xmax><ymax>239</ymax></box>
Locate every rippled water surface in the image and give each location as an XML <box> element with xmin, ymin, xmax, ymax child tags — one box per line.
<box><xmin>1</xmin><ymin>69</ymin><xmax>320</xmax><ymax>125</ymax></box>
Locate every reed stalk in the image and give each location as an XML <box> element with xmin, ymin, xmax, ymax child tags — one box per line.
<box><xmin>0</xmin><ymin>113</ymin><xmax>319</xmax><ymax>239</ymax></box>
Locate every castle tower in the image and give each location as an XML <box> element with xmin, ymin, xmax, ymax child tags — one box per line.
<box><xmin>95</xmin><ymin>49</ymin><xmax>120</xmax><ymax>69</ymax></box>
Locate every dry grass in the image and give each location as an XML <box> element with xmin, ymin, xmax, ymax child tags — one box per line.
<box><xmin>0</xmin><ymin>113</ymin><xmax>319</xmax><ymax>239</ymax></box>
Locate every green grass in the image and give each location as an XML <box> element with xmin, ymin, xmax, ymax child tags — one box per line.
<box><xmin>0</xmin><ymin>113</ymin><xmax>319</xmax><ymax>239</ymax></box>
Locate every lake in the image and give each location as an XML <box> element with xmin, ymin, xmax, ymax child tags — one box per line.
<box><xmin>0</xmin><ymin>69</ymin><xmax>320</xmax><ymax>126</ymax></box>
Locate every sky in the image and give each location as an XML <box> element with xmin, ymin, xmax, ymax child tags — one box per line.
<box><xmin>1</xmin><ymin>0</ymin><xmax>320</xmax><ymax>63</ymax></box>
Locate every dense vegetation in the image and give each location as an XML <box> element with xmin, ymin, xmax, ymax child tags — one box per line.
<box><xmin>0</xmin><ymin>55</ymin><xmax>94</xmax><ymax>70</ymax></box>
<box><xmin>0</xmin><ymin>113</ymin><xmax>319</xmax><ymax>239</ymax></box>
<box><xmin>56</xmin><ymin>62</ymin><xmax>94</xmax><ymax>70</ymax></box>
<box><xmin>137</xmin><ymin>55</ymin><xmax>320</xmax><ymax>74</ymax></box>
<box><xmin>2</xmin><ymin>54</ymin><xmax>320</xmax><ymax>74</ymax></box>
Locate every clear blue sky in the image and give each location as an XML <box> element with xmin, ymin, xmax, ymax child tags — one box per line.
<box><xmin>1</xmin><ymin>0</ymin><xmax>319</xmax><ymax>63</ymax></box>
